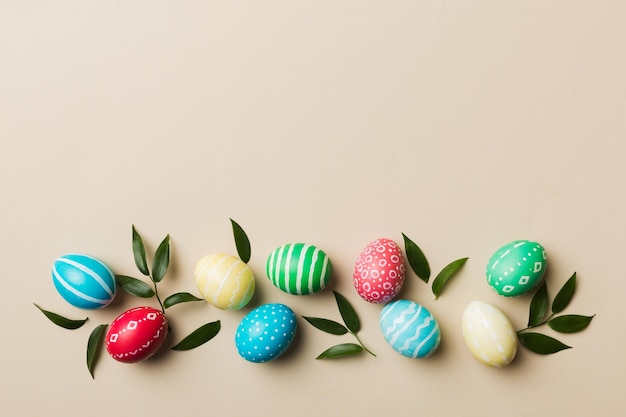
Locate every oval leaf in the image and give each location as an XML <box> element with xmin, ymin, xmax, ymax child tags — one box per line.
<box><xmin>552</xmin><ymin>272</ymin><xmax>577</xmax><ymax>314</ymax></box>
<box><xmin>151</xmin><ymin>234</ymin><xmax>170</xmax><ymax>283</ymax></box>
<box><xmin>132</xmin><ymin>225</ymin><xmax>150</xmax><ymax>276</ymax></box>
<box><xmin>528</xmin><ymin>281</ymin><xmax>549</xmax><ymax>327</ymax></box>
<box><xmin>333</xmin><ymin>291</ymin><xmax>360</xmax><ymax>333</ymax></box>
<box><xmin>115</xmin><ymin>275</ymin><xmax>155</xmax><ymax>298</ymax></box>
<box><xmin>164</xmin><ymin>292</ymin><xmax>204</xmax><ymax>309</ymax></box>
<box><xmin>548</xmin><ymin>314</ymin><xmax>595</xmax><ymax>333</ymax></box>
<box><xmin>518</xmin><ymin>332</ymin><xmax>571</xmax><ymax>354</ymax></box>
<box><xmin>34</xmin><ymin>304</ymin><xmax>88</xmax><ymax>329</ymax></box>
<box><xmin>402</xmin><ymin>233</ymin><xmax>430</xmax><ymax>283</ymax></box>
<box><xmin>171</xmin><ymin>321</ymin><xmax>221</xmax><ymax>351</ymax></box>
<box><xmin>316</xmin><ymin>343</ymin><xmax>364</xmax><ymax>359</ymax></box>
<box><xmin>87</xmin><ymin>324</ymin><xmax>107</xmax><ymax>379</ymax></box>
<box><xmin>303</xmin><ymin>316</ymin><xmax>348</xmax><ymax>335</ymax></box>
<box><xmin>230</xmin><ymin>218</ymin><xmax>251</xmax><ymax>263</ymax></box>
<box><xmin>432</xmin><ymin>257</ymin><xmax>468</xmax><ymax>299</ymax></box>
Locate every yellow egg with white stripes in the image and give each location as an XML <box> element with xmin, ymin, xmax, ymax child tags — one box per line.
<box><xmin>462</xmin><ymin>301</ymin><xmax>517</xmax><ymax>368</ymax></box>
<box><xmin>194</xmin><ymin>253</ymin><xmax>255</xmax><ymax>310</ymax></box>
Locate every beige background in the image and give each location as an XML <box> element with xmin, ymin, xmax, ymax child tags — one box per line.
<box><xmin>1</xmin><ymin>1</ymin><xmax>625</xmax><ymax>416</ymax></box>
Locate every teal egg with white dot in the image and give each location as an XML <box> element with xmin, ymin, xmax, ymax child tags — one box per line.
<box><xmin>235</xmin><ymin>303</ymin><xmax>297</xmax><ymax>363</ymax></box>
<box><xmin>486</xmin><ymin>240</ymin><xmax>547</xmax><ymax>297</ymax></box>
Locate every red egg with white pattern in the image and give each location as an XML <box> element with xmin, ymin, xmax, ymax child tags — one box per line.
<box><xmin>353</xmin><ymin>238</ymin><xmax>406</xmax><ymax>304</ymax></box>
<box><xmin>105</xmin><ymin>306</ymin><xmax>168</xmax><ymax>363</ymax></box>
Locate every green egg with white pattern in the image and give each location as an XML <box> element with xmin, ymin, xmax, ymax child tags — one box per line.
<box><xmin>486</xmin><ymin>240</ymin><xmax>547</xmax><ymax>297</ymax></box>
<box><xmin>266</xmin><ymin>243</ymin><xmax>333</xmax><ymax>295</ymax></box>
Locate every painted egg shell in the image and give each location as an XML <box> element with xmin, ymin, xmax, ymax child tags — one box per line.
<box><xmin>235</xmin><ymin>303</ymin><xmax>297</xmax><ymax>363</ymax></box>
<box><xmin>194</xmin><ymin>253</ymin><xmax>255</xmax><ymax>310</ymax></box>
<box><xmin>106</xmin><ymin>306</ymin><xmax>168</xmax><ymax>363</ymax></box>
<box><xmin>462</xmin><ymin>301</ymin><xmax>517</xmax><ymax>368</ymax></box>
<box><xmin>486</xmin><ymin>240</ymin><xmax>547</xmax><ymax>297</ymax></box>
<box><xmin>379</xmin><ymin>300</ymin><xmax>441</xmax><ymax>358</ymax></box>
<box><xmin>51</xmin><ymin>254</ymin><xmax>116</xmax><ymax>309</ymax></box>
<box><xmin>266</xmin><ymin>243</ymin><xmax>332</xmax><ymax>295</ymax></box>
<box><xmin>353</xmin><ymin>238</ymin><xmax>405</xmax><ymax>304</ymax></box>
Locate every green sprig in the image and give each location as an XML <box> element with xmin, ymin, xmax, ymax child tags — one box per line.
<box><xmin>303</xmin><ymin>291</ymin><xmax>375</xmax><ymax>359</ymax></box>
<box><xmin>517</xmin><ymin>272</ymin><xmax>595</xmax><ymax>354</ymax></box>
<box><xmin>402</xmin><ymin>233</ymin><xmax>469</xmax><ymax>299</ymax></box>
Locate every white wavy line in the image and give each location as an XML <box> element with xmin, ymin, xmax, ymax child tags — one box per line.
<box><xmin>196</xmin><ymin>254</ymin><xmax>223</xmax><ymax>294</ymax></box>
<box><xmin>383</xmin><ymin>303</ymin><xmax>416</xmax><ymax>337</ymax></box>
<box><xmin>389</xmin><ymin>305</ymin><xmax>421</xmax><ymax>345</ymax></box>
<box><xmin>214</xmin><ymin>258</ymin><xmax>240</xmax><ymax>305</ymax></box>
<box><xmin>228</xmin><ymin>264</ymin><xmax>247</xmax><ymax>307</ymax></box>
<box><xmin>58</xmin><ymin>256</ymin><xmax>114</xmax><ymax>296</ymax></box>
<box><xmin>52</xmin><ymin>267</ymin><xmax>109</xmax><ymax>305</ymax></box>
<box><xmin>398</xmin><ymin>315</ymin><xmax>432</xmax><ymax>352</ymax></box>
<box><xmin>379</xmin><ymin>302</ymin><xmax>397</xmax><ymax>322</ymax></box>
<box><xmin>413</xmin><ymin>322</ymin><xmax>439</xmax><ymax>358</ymax></box>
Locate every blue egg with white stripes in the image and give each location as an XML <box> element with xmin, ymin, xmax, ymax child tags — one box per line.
<box><xmin>379</xmin><ymin>300</ymin><xmax>441</xmax><ymax>359</ymax></box>
<box><xmin>52</xmin><ymin>254</ymin><xmax>116</xmax><ymax>309</ymax></box>
<box><xmin>235</xmin><ymin>303</ymin><xmax>297</xmax><ymax>363</ymax></box>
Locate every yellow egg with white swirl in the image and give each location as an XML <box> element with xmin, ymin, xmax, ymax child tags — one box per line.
<box><xmin>194</xmin><ymin>253</ymin><xmax>255</xmax><ymax>310</ymax></box>
<box><xmin>462</xmin><ymin>301</ymin><xmax>517</xmax><ymax>368</ymax></box>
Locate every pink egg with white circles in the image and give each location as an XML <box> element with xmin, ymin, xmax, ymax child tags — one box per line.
<box><xmin>353</xmin><ymin>238</ymin><xmax>406</xmax><ymax>304</ymax></box>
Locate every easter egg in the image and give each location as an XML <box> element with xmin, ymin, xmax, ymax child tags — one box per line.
<box><xmin>379</xmin><ymin>300</ymin><xmax>441</xmax><ymax>358</ymax></box>
<box><xmin>51</xmin><ymin>254</ymin><xmax>116</xmax><ymax>309</ymax></box>
<box><xmin>194</xmin><ymin>253</ymin><xmax>255</xmax><ymax>310</ymax></box>
<box><xmin>105</xmin><ymin>306</ymin><xmax>168</xmax><ymax>363</ymax></box>
<box><xmin>266</xmin><ymin>243</ymin><xmax>332</xmax><ymax>295</ymax></box>
<box><xmin>486</xmin><ymin>240</ymin><xmax>547</xmax><ymax>297</ymax></box>
<box><xmin>235</xmin><ymin>303</ymin><xmax>297</xmax><ymax>363</ymax></box>
<box><xmin>353</xmin><ymin>238</ymin><xmax>405</xmax><ymax>304</ymax></box>
<box><xmin>462</xmin><ymin>301</ymin><xmax>517</xmax><ymax>368</ymax></box>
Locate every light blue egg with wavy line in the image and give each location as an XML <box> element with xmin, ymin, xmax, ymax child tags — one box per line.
<box><xmin>379</xmin><ymin>299</ymin><xmax>441</xmax><ymax>358</ymax></box>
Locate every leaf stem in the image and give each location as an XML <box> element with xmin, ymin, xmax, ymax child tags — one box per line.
<box><xmin>151</xmin><ymin>276</ymin><xmax>165</xmax><ymax>313</ymax></box>
<box><xmin>352</xmin><ymin>332</ymin><xmax>376</xmax><ymax>357</ymax></box>
<box><xmin>517</xmin><ymin>313</ymin><xmax>556</xmax><ymax>334</ymax></box>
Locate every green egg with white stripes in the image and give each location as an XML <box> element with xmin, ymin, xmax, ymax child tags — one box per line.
<box><xmin>266</xmin><ymin>243</ymin><xmax>333</xmax><ymax>295</ymax></box>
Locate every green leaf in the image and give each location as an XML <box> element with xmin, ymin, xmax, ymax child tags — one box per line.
<box><xmin>87</xmin><ymin>324</ymin><xmax>107</xmax><ymax>379</ymax></box>
<box><xmin>432</xmin><ymin>257</ymin><xmax>468</xmax><ymax>299</ymax></box>
<box><xmin>132</xmin><ymin>225</ymin><xmax>150</xmax><ymax>276</ymax></box>
<box><xmin>34</xmin><ymin>304</ymin><xmax>88</xmax><ymax>329</ymax></box>
<box><xmin>151</xmin><ymin>234</ymin><xmax>170</xmax><ymax>283</ymax></box>
<box><xmin>333</xmin><ymin>291</ymin><xmax>360</xmax><ymax>333</ymax></box>
<box><xmin>528</xmin><ymin>281</ymin><xmax>549</xmax><ymax>327</ymax></box>
<box><xmin>164</xmin><ymin>292</ymin><xmax>204</xmax><ymax>309</ymax></box>
<box><xmin>303</xmin><ymin>316</ymin><xmax>348</xmax><ymax>335</ymax></box>
<box><xmin>316</xmin><ymin>343</ymin><xmax>364</xmax><ymax>359</ymax></box>
<box><xmin>552</xmin><ymin>272</ymin><xmax>577</xmax><ymax>314</ymax></box>
<box><xmin>115</xmin><ymin>275</ymin><xmax>155</xmax><ymax>298</ymax></box>
<box><xmin>171</xmin><ymin>321</ymin><xmax>221</xmax><ymax>351</ymax></box>
<box><xmin>230</xmin><ymin>218</ymin><xmax>251</xmax><ymax>263</ymax></box>
<box><xmin>548</xmin><ymin>314</ymin><xmax>595</xmax><ymax>333</ymax></box>
<box><xmin>518</xmin><ymin>332</ymin><xmax>571</xmax><ymax>354</ymax></box>
<box><xmin>402</xmin><ymin>233</ymin><xmax>430</xmax><ymax>283</ymax></box>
